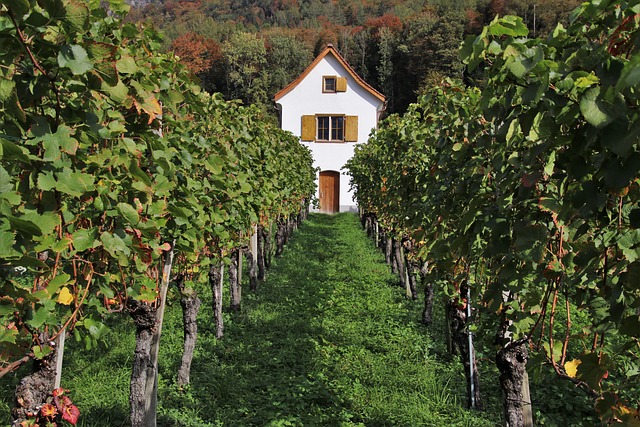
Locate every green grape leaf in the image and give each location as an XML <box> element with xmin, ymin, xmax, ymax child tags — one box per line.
<box><xmin>0</xmin><ymin>78</ymin><xmax>15</xmax><ymax>102</ymax></box>
<box><xmin>82</xmin><ymin>318</ymin><xmax>109</xmax><ymax>340</ymax></box>
<box><xmin>0</xmin><ymin>326</ymin><xmax>18</xmax><ymax>344</ymax></box>
<box><xmin>117</xmin><ymin>202</ymin><xmax>140</xmax><ymax>225</ymax></box>
<box><xmin>58</xmin><ymin>45</ymin><xmax>94</xmax><ymax>75</ymax></box>
<box><xmin>100</xmin><ymin>231</ymin><xmax>131</xmax><ymax>258</ymax></box>
<box><xmin>32</xmin><ymin>344</ymin><xmax>54</xmax><ymax>360</ymax></box>
<box><xmin>71</xmin><ymin>228</ymin><xmax>98</xmax><ymax>252</ymax></box>
<box><xmin>0</xmin><ymin>137</ymin><xmax>29</xmax><ymax>162</ymax></box>
<box><xmin>514</xmin><ymin>224</ymin><xmax>548</xmax><ymax>262</ymax></box>
<box><xmin>488</xmin><ymin>15</ymin><xmax>529</xmax><ymax>37</ymax></box>
<box><xmin>101</xmin><ymin>79</ymin><xmax>129</xmax><ymax>103</ymax></box>
<box><xmin>45</xmin><ymin>273</ymin><xmax>72</xmax><ymax>297</ymax></box>
<box><xmin>27</xmin><ymin>306</ymin><xmax>52</xmax><ymax>329</ymax></box>
<box><xmin>63</xmin><ymin>0</ymin><xmax>90</xmax><ymax>33</ymax></box>
<box><xmin>626</xmin><ymin>262</ymin><xmax>640</xmax><ymax>290</ymax></box>
<box><xmin>0</xmin><ymin>230</ymin><xmax>20</xmax><ymax>258</ymax></box>
<box><xmin>7</xmin><ymin>216</ymin><xmax>42</xmax><ymax>237</ymax></box>
<box><xmin>56</xmin><ymin>169</ymin><xmax>95</xmax><ymax>196</ymax></box>
<box><xmin>616</xmin><ymin>54</ymin><xmax>640</xmax><ymax>90</ymax></box>
<box><xmin>104</xmin><ymin>0</ymin><xmax>130</xmax><ymax>14</ymax></box>
<box><xmin>576</xmin><ymin>352</ymin><xmax>610</xmax><ymax>391</ymax></box>
<box><xmin>21</xmin><ymin>211</ymin><xmax>59</xmax><ymax>236</ymax></box>
<box><xmin>37</xmin><ymin>171</ymin><xmax>57</xmax><ymax>191</ymax></box>
<box><xmin>116</xmin><ymin>55</ymin><xmax>138</xmax><ymax>74</ymax></box>
<box><xmin>579</xmin><ymin>87</ymin><xmax>612</xmax><ymax>128</ymax></box>
<box><xmin>619</xmin><ymin>316</ymin><xmax>640</xmax><ymax>337</ymax></box>
<box><xmin>88</xmin><ymin>42</ymin><xmax>118</xmax><ymax>85</ymax></box>
<box><xmin>1</xmin><ymin>0</ymin><xmax>30</xmax><ymax>17</ymax></box>
<box><xmin>37</xmin><ymin>125</ymin><xmax>77</xmax><ymax>161</ymax></box>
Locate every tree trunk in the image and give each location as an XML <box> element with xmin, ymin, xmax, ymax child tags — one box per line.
<box><xmin>12</xmin><ymin>334</ymin><xmax>59</xmax><ymax>426</ymax></box>
<box><xmin>127</xmin><ymin>299</ymin><xmax>157</xmax><ymax>427</ymax></box>
<box><xmin>176</xmin><ymin>276</ymin><xmax>201</xmax><ymax>387</ymax></box>
<box><xmin>393</xmin><ymin>238</ymin><xmax>406</xmax><ymax>284</ymax></box>
<box><xmin>237</xmin><ymin>247</ymin><xmax>243</xmax><ymax>289</ymax></box>
<box><xmin>445</xmin><ymin>302</ymin><xmax>455</xmax><ymax>354</ymax></box>
<box><xmin>229</xmin><ymin>249</ymin><xmax>241</xmax><ymax>313</ymax></box>
<box><xmin>422</xmin><ymin>282</ymin><xmax>435</xmax><ymax>324</ymax></box>
<box><xmin>264</xmin><ymin>225</ymin><xmax>272</xmax><ymax>269</ymax></box>
<box><xmin>209</xmin><ymin>260</ymin><xmax>224</xmax><ymax>339</ymax></box>
<box><xmin>497</xmin><ymin>340</ymin><xmax>529</xmax><ymax>427</ymax></box>
<box><xmin>403</xmin><ymin>246</ymin><xmax>418</xmax><ymax>300</ymax></box>
<box><xmin>364</xmin><ymin>214</ymin><xmax>373</xmax><ymax>237</ymax></box>
<box><xmin>257</xmin><ymin>224</ymin><xmax>266</xmax><ymax>281</ymax></box>
<box><xmin>287</xmin><ymin>215</ymin><xmax>295</xmax><ymax>238</ymax></box>
<box><xmin>275</xmin><ymin>220</ymin><xmax>286</xmax><ymax>257</ymax></box>
<box><xmin>449</xmin><ymin>299</ymin><xmax>483</xmax><ymax>410</ymax></box>
<box><xmin>419</xmin><ymin>261</ymin><xmax>433</xmax><ymax>325</ymax></box>
<box><xmin>383</xmin><ymin>232</ymin><xmax>392</xmax><ymax>266</ymax></box>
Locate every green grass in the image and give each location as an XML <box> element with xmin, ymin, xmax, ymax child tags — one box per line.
<box><xmin>2</xmin><ymin>213</ymin><xmax>504</xmax><ymax>426</ymax></box>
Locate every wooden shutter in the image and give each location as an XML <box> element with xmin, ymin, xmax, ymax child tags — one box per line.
<box><xmin>336</xmin><ymin>77</ymin><xmax>347</xmax><ymax>92</ymax></box>
<box><xmin>301</xmin><ymin>115</ymin><xmax>315</xmax><ymax>141</ymax></box>
<box><xmin>345</xmin><ymin>116</ymin><xmax>358</xmax><ymax>142</ymax></box>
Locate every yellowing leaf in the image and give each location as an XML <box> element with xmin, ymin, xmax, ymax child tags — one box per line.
<box><xmin>134</xmin><ymin>96</ymin><xmax>162</xmax><ymax>124</ymax></box>
<box><xmin>565</xmin><ymin>359</ymin><xmax>582</xmax><ymax>378</ymax></box>
<box><xmin>57</xmin><ymin>287</ymin><xmax>74</xmax><ymax>305</ymax></box>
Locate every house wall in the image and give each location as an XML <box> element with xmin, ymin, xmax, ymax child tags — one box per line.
<box><xmin>276</xmin><ymin>54</ymin><xmax>383</xmax><ymax>212</ymax></box>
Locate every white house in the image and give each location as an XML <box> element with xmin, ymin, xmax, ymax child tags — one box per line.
<box><xmin>274</xmin><ymin>44</ymin><xmax>386</xmax><ymax>213</ymax></box>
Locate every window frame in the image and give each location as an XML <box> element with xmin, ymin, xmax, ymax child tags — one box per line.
<box><xmin>322</xmin><ymin>76</ymin><xmax>337</xmax><ymax>93</ymax></box>
<box><xmin>316</xmin><ymin>115</ymin><xmax>345</xmax><ymax>142</ymax></box>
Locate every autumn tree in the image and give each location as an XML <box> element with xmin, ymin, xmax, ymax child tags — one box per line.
<box><xmin>170</xmin><ymin>32</ymin><xmax>222</xmax><ymax>76</ymax></box>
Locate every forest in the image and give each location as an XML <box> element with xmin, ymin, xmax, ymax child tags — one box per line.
<box><xmin>126</xmin><ymin>0</ymin><xmax>582</xmax><ymax>114</ymax></box>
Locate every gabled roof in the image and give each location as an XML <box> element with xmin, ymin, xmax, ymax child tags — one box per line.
<box><xmin>274</xmin><ymin>44</ymin><xmax>385</xmax><ymax>103</ymax></box>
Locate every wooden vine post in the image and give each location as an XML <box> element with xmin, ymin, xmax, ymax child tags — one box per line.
<box><xmin>145</xmin><ymin>240</ymin><xmax>176</xmax><ymax>427</ymax></box>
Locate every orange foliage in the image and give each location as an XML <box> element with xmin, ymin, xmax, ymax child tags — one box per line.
<box><xmin>365</xmin><ymin>13</ymin><xmax>402</xmax><ymax>33</ymax></box>
<box><xmin>164</xmin><ymin>0</ymin><xmax>202</xmax><ymax>17</ymax></box>
<box><xmin>490</xmin><ymin>0</ymin><xmax>506</xmax><ymax>17</ymax></box>
<box><xmin>465</xmin><ymin>8</ymin><xmax>484</xmax><ymax>34</ymax></box>
<box><xmin>170</xmin><ymin>33</ymin><xmax>222</xmax><ymax>75</ymax></box>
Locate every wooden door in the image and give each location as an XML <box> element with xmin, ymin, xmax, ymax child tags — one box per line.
<box><xmin>319</xmin><ymin>171</ymin><xmax>340</xmax><ymax>213</ymax></box>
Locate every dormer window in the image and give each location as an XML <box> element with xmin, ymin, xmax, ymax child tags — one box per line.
<box><xmin>323</xmin><ymin>76</ymin><xmax>347</xmax><ymax>93</ymax></box>
<box><xmin>323</xmin><ymin>76</ymin><xmax>337</xmax><ymax>93</ymax></box>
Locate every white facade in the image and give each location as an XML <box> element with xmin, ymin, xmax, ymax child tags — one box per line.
<box><xmin>275</xmin><ymin>45</ymin><xmax>385</xmax><ymax>212</ymax></box>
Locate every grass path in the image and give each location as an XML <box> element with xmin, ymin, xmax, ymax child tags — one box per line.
<box><xmin>161</xmin><ymin>212</ymin><xmax>500</xmax><ymax>426</ymax></box>
<box><xmin>3</xmin><ymin>213</ymin><xmax>502</xmax><ymax>426</ymax></box>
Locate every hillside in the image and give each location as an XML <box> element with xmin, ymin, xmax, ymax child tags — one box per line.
<box><xmin>125</xmin><ymin>0</ymin><xmax>581</xmax><ymax>114</ymax></box>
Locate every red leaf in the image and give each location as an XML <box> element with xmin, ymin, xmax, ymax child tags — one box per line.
<box><xmin>158</xmin><ymin>242</ymin><xmax>172</xmax><ymax>252</ymax></box>
<box><xmin>41</xmin><ymin>403</ymin><xmax>57</xmax><ymax>418</ymax></box>
<box><xmin>521</xmin><ymin>173</ymin><xmax>539</xmax><ymax>188</ymax></box>
<box><xmin>62</xmin><ymin>404</ymin><xmax>80</xmax><ymax>425</ymax></box>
